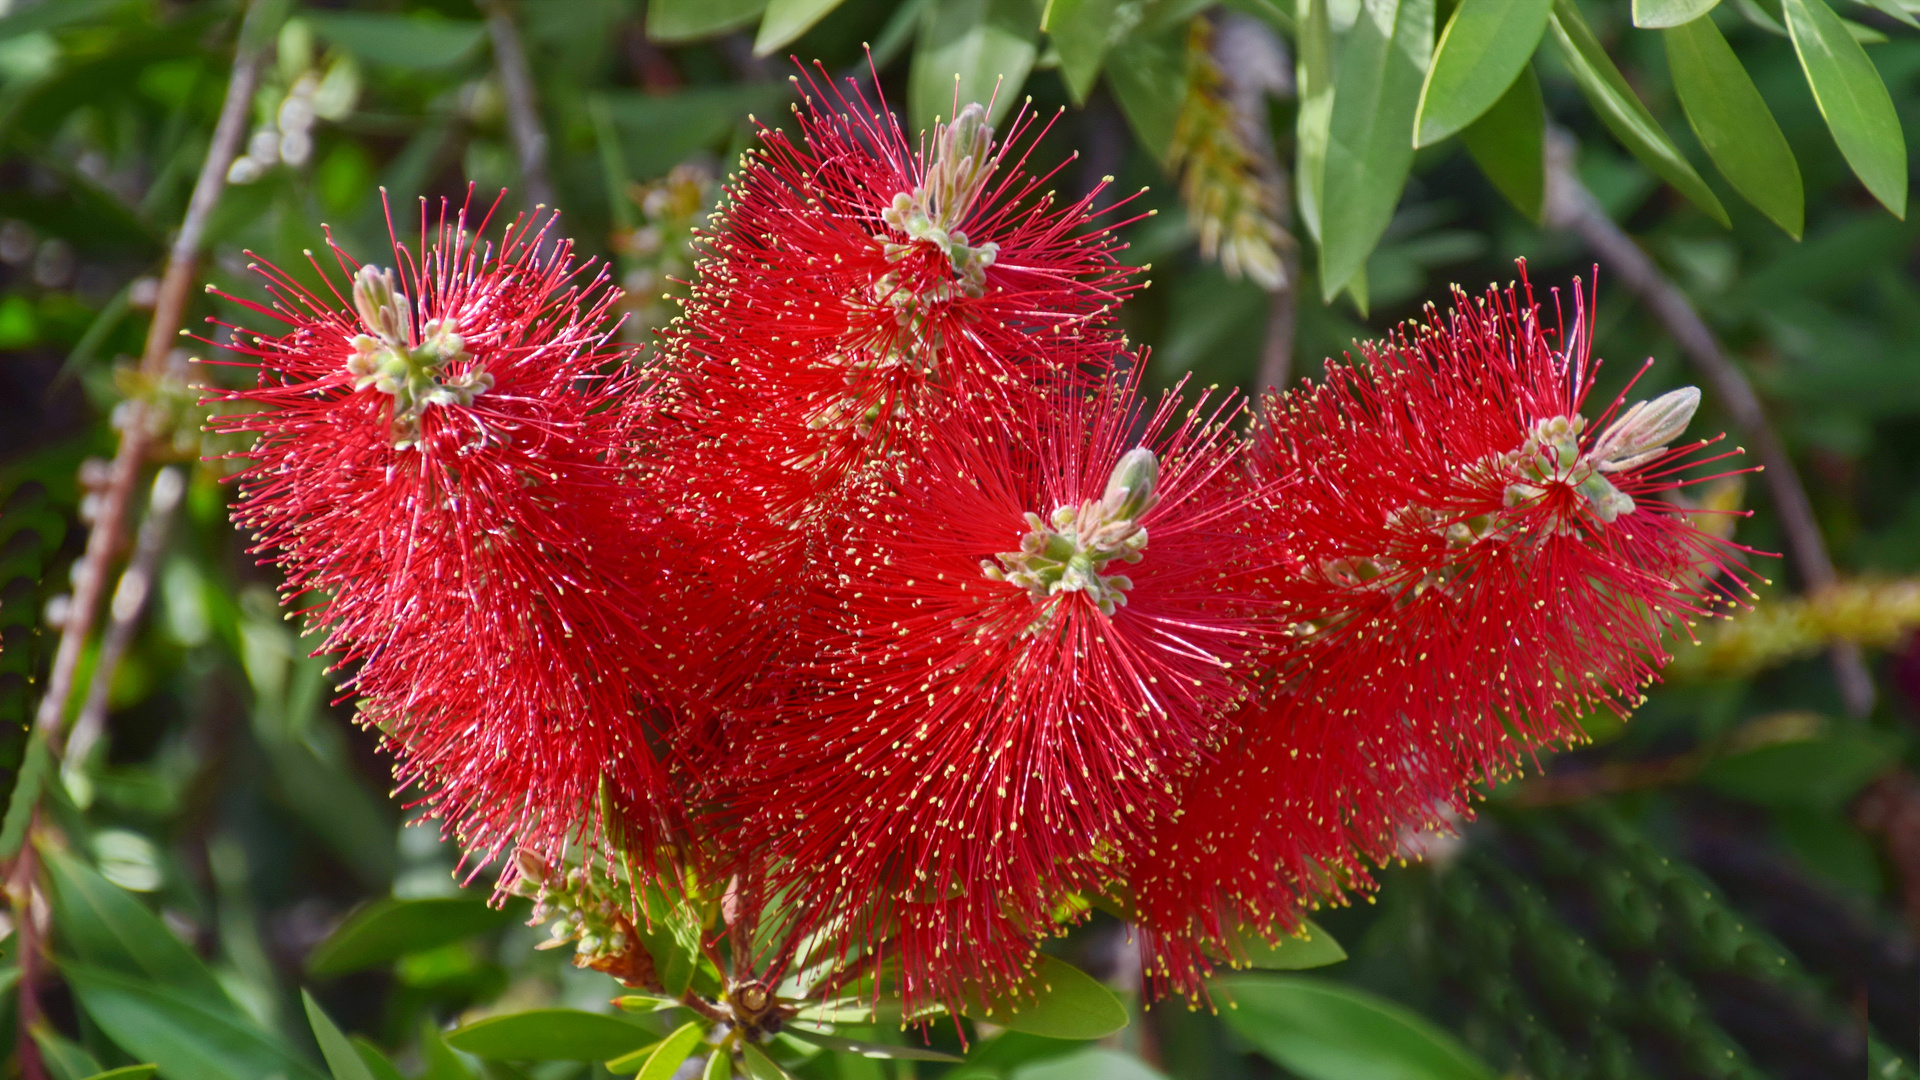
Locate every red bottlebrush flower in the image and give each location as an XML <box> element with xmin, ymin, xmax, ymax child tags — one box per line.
<box><xmin>206</xmin><ymin>199</ymin><xmax>676</xmax><ymax>880</ymax></box>
<box><xmin>1124</xmin><ymin>271</ymin><xmax>1753</xmax><ymax>996</ymax></box>
<box><xmin>661</xmin><ymin>73</ymin><xmax>1143</xmax><ymax>537</ymax></box>
<box><xmin>714</xmin><ymin>371</ymin><xmax>1288</xmax><ymax>1008</ymax></box>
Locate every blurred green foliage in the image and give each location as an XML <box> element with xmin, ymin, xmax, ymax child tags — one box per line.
<box><xmin>1</xmin><ymin>0</ymin><xmax>1918</xmax><ymax>1077</ymax></box>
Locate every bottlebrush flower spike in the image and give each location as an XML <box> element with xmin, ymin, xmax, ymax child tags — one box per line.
<box><xmin>1124</xmin><ymin>269</ymin><xmax>1756</xmax><ymax>996</ymax></box>
<box><xmin>661</xmin><ymin>71</ymin><xmax>1144</xmax><ymax>537</ymax></box>
<box><xmin>714</xmin><ymin>371</ymin><xmax>1290</xmax><ymax>1009</ymax></box>
<box><xmin>205</xmin><ymin>197</ymin><xmax>678</xmax><ymax>882</ymax></box>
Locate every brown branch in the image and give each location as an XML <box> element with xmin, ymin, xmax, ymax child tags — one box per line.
<box><xmin>483</xmin><ymin>0</ymin><xmax>557</xmax><ymax>212</ymax></box>
<box><xmin>1542</xmin><ymin>130</ymin><xmax>1875</xmax><ymax>719</ymax></box>
<box><xmin>63</xmin><ymin>466</ymin><xmax>187</xmax><ymax>779</ymax></box>
<box><xmin>30</xmin><ymin>10</ymin><xmax>261</xmax><ymax>752</ymax></box>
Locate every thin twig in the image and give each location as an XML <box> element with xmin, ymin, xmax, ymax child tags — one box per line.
<box><xmin>29</xmin><ymin>13</ymin><xmax>261</xmax><ymax>751</ymax></box>
<box><xmin>64</xmin><ymin>466</ymin><xmax>187</xmax><ymax>781</ymax></box>
<box><xmin>1542</xmin><ymin>130</ymin><xmax>1875</xmax><ymax>718</ymax></box>
<box><xmin>484</xmin><ymin>0</ymin><xmax>557</xmax><ymax>212</ymax></box>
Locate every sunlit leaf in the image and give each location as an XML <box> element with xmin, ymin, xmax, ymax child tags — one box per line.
<box><xmin>1319</xmin><ymin>0</ymin><xmax>1434</xmax><ymax>297</ymax></box>
<box><xmin>1664</xmin><ymin>15</ymin><xmax>1803</xmax><ymax>237</ymax></box>
<box><xmin>648</xmin><ymin>0</ymin><xmax>770</xmax><ymax>42</ymax></box>
<box><xmin>1414</xmin><ymin>0</ymin><xmax>1553</xmax><ymax>146</ymax></box>
<box><xmin>1547</xmin><ymin>0</ymin><xmax>1730</xmax><ymax>225</ymax></box>
<box><xmin>740</xmin><ymin>1044</ymin><xmax>793</xmax><ymax>1080</ymax></box>
<box><xmin>306</xmin><ymin>897</ymin><xmax>513</xmax><ymax>976</ymax></box>
<box><xmin>784</xmin><ymin>1026</ymin><xmax>965</xmax><ymax>1061</ymax></box>
<box><xmin>303</xmin><ymin>990</ymin><xmax>379</xmax><ymax>1080</ymax></box>
<box><xmin>754</xmin><ymin>0</ymin><xmax>848</xmax><ymax>55</ymax></box>
<box><xmin>1221</xmin><ymin>975</ymin><xmax>1496</xmax><ymax>1080</ymax></box>
<box><xmin>1461</xmin><ymin>65</ymin><xmax>1545</xmax><ymax>221</ymax></box>
<box><xmin>970</xmin><ymin>956</ymin><xmax>1128</xmax><ymax>1039</ymax></box>
<box><xmin>1634</xmin><ymin>0</ymin><xmax>1720</xmax><ymax>26</ymax></box>
<box><xmin>909</xmin><ymin>0</ymin><xmax>1040</xmax><ymax>134</ymax></box>
<box><xmin>1012</xmin><ymin>1048</ymin><xmax>1170</xmax><ymax>1080</ymax></box>
<box><xmin>1212</xmin><ymin>919</ymin><xmax>1349</xmax><ymax>971</ymax></box>
<box><xmin>446</xmin><ymin>1009</ymin><xmax>658</xmax><ymax>1061</ymax></box>
<box><xmin>1783</xmin><ymin>0</ymin><xmax>1907</xmax><ymax>218</ymax></box>
<box><xmin>1295</xmin><ymin>0</ymin><xmax>1333</xmax><ymax>242</ymax></box>
<box><xmin>635</xmin><ymin>1022</ymin><xmax>709</xmax><ymax>1080</ymax></box>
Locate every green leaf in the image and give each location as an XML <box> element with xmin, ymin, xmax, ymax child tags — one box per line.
<box><xmin>447</xmin><ymin>1009</ymin><xmax>658</xmax><ymax>1061</ymax></box>
<box><xmin>1220</xmin><ymin>975</ymin><xmax>1497</xmax><ymax>1080</ymax></box>
<box><xmin>303</xmin><ymin>991</ymin><xmax>379</xmax><ymax>1080</ymax></box>
<box><xmin>783</xmin><ymin>1026</ymin><xmax>965</xmax><ymax>1061</ymax></box>
<box><xmin>1043</xmin><ymin>0</ymin><xmax>1121</xmax><ymax>102</ymax></box>
<box><xmin>0</xmin><ymin>0</ymin><xmax>125</xmax><ymax>40</ymax></box>
<box><xmin>1104</xmin><ymin>25</ymin><xmax>1187</xmax><ymax>161</ymax></box>
<box><xmin>740</xmin><ymin>1044</ymin><xmax>792</xmax><ymax>1080</ymax></box>
<box><xmin>1699</xmin><ymin>731</ymin><xmax>1901</xmax><ymax>810</ymax></box>
<box><xmin>420</xmin><ymin>1022</ymin><xmax>478</xmax><ymax>1080</ymax></box>
<box><xmin>1319</xmin><ymin>0</ymin><xmax>1434</xmax><ymax>297</ymax></box>
<box><xmin>1413</xmin><ymin>0</ymin><xmax>1553</xmax><ymax>146</ymax></box>
<box><xmin>909</xmin><ymin>0</ymin><xmax>1040</xmax><ymax>135</ymax></box>
<box><xmin>1213</xmin><ymin>920</ymin><xmax>1348</xmax><ymax>971</ymax></box>
<box><xmin>704</xmin><ymin>1048</ymin><xmax>733</xmax><ymax>1080</ymax></box>
<box><xmin>61</xmin><ymin>962</ymin><xmax>329</xmax><ymax>1080</ymax></box>
<box><xmin>1547</xmin><ymin>0</ymin><xmax>1730</xmax><ymax>226</ymax></box>
<box><xmin>352</xmin><ymin>1038</ymin><xmax>408</xmax><ymax>1080</ymax></box>
<box><xmin>1012</xmin><ymin>1048</ymin><xmax>1169</xmax><ymax>1080</ymax></box>
<box><xmin>971</xmin><ymin>956</ymin><xmax>1128</xmax><ymax>1040</ymax></box>
<box><xmin>1854</xmin><ymin>0</ymin><xmax>1920</xmax><ymax>30</ymax></box>
<box><xmin>635</xmin><ymin>1022</ymin><xmax>708</xmax><ymax>1080</ymax></box>
<box><xmin>79</xmin><ymin>1068</ymin><xmax>158</xmax><ymax>1080</ymax></box>
<box><xmin>304</xmin><ymin>12</ymin><xmax>485</xmax><ymax>70</ymax></box>
<box><xmin>0</xmin><ymin>727</ymin><xmax>49</xmax><ymax>858</ymax></box>
<box><xmin>34</xmin><ymin>1026</ymin><xmax>102</xmax><ymax>1080</ymax></box>
<box><xmin>306</xmin><ymin>897</ymin><xmax>513</xmax><ymax>976</ymax></box>
<box><xmin>1664</xmin><ymin>15</ymin><xmax>1803</xmax><ymax>237</ymax></box>
<box><xmin>649</xmin><ymin>0</ymin><xmax>770</xmax><ymax>42</ymax></box>
<box><xmin>1783</xmin><ymin>0</ymin><xmax>1908</xmax><ymax>218</ymax></box>
<box><xmin>1461</xmin><ymin>64</ymin><xmax>1546</xmax><ymax>221</ymax></box>
<box><xmin>1634</xmin><ymin>0</ymin><xmax>1720</xmax><ymax>26</ymax></box>
<box><xmin>1296</xmin><ymin>0</ymin><xmax>1334</xmax><ymax>242</ymax></box>
<box><xmin>44</xmin><ymin>849</ymin><xmax>230</xmax><ymax>1005</ymax></box>
<box><xmin>754</xmin><ymin>0</ymin><xmax>847</xmax><ymax>54</ymax></box>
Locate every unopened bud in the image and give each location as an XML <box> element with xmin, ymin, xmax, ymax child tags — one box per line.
<box><xmin>1103</xmin><ymin>447</ymin><xmax>1160</xmax><ymax>522</ymax></box>
<box><xmin>351</xmin><ymin>265</ymin><xmax>411</xmax><ymax>345</ymax></box>
<box><xmin>1591</xmin><ymin>386</ymin><xmax>1700</xmax><ymax>473</ymax></box>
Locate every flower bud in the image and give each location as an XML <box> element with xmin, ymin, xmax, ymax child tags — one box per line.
<box><xmin>1591</xmin><ymin>386</ymin><xmax>1700</xmax><ymax>473</ymax></box>
<box><xmin>1103</xmin><ymin>447</ymin><xmax>1160</xmax><ymax>523</ymax></box>
<box><xmin>351</xmin><ymin>264</ymin><xmax>411</xmax><ymax>345</ymax></box>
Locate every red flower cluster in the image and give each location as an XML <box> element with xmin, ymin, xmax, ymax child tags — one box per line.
<box><xmin>213</xmin><ymin>77</ymin><xmax>1747</xmax><ymax>1013</ymax></box>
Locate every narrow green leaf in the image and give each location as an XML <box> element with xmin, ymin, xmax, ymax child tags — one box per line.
<box><xmin>33</xmin><ymin>1026</ymin><xmax>102</xmax><ymax>1080</ymax></box>
<box><xmin>1700</xmin><ymin>731</ymin><xmax>1902</xmax><ymax>809</ymax></box>
<box><xmin>1212</xmin><ymin>919</ymin><xmax>1349</xmax><ymax>971</ymax></box>
<box><xmin>754</xmin><ymin>0</ymin><xmax>847</xmax><ymax>55</ymax></box>
<box><xmin>420</xmin><ymin>1022</ymin><xmax>478</xmax><ymax>1080</ymax></box>
<box><xmin>61</xmin><ymin>962</ymin><xmax>330</xmax><ymax>1080</ymax></box>
<box><xmin>1295</xmin><ymin>0</ymin><xmax>1334</xmax><ymax>242</ymax></box>
<box><xmin>1105</xmin><ymin>25</ymin><xmax>1188</xmax><ymax>161</ymax></box>
<box><xmin>784</xmin><ymin>1026</ymin><xmax>965</xmax><ymax>1061</ymax></box>
<box><xmin>1664</xmin><ymin>16</ymin><xmax>1804</xmax><ymax>237</ymax></box>
<box><xmin>304</xmin><ymin>12</ymin><xmax>486</xmax><ymax>70</ymax></box>
<box><xmin>0</xmin><ymin>0</ymin><xmax>124</xmax><ymax>40</ymax></box>
<box><xmin>704</xmin><ymin>1048</ymin><xmax>733</xmax><ymax>1080</ymax></box>
<box><xmin>1043</xmin><ymin>0</ymin><xmax>1121</xmax><ymax>102</ymax></box>
<box><xmin>1855</xmin><ymin>0</ymin><xmax>1920</xmax><ymax>30</ymax></box>
<box><xmin>0</xmin><ymin>728</ymin><xmax>49</xmax><ymax>858</ymax></box>
<box><xmin>1461</xmin><ymin>65</ymin><xmax>1546</xmax><ymax>221</ymax></box>
<box><xmin>351</xmin><ymin>1038</ymin><xmax>408</xmax><ymax>1080</ymax></box>
<box><xmin>1013</xmin><ymin>1048</ymin><xmax>1169</xmax><ymax>1080</ymax></box>
<box><xmin>1413</xmin><ymin>0</ymin><xmax>1553</xmax><ymax>146</ymax></box>
<box><xmin>447</xmin><ymin>1009</ymin><xmax>657</xmax><ymax>1061</ymax></box>
<box><xmin>1319</xmin><ymin>0</ymin><xmax>1435</xmax><ymax>297</ymax></box>
<box><xmin>971</xmin><ymin>956</ymin><xmax>1128</xmax><ymax>1039</ymax></box>
<box><xmin>1634</xmin><ymin>0</ymin><xmax>1720</xmax><ymax>26</ymax></box>
<box><xmin>1547</xmin><ymin>0</ymin><xmax>1730</xmax><ymax>225</ymax></box>
<box><xmin>44</xmin><ymin>849</ymin><xmax>230</xmax><ymax>1005</ymax></box>
<box><xmin>648</xmin><ymin>0</ymin><xmax>770</xmax><ymax>42</ymax></box>
<box><xmin>303</xmin><ymin>991</ymin><xmax>379</xmax><ymax>1080</ymax></box>
<box><xmin>739</xmin><ymin>1044</ymin><xmax>792</xmax><ymax>1080</ymax></box>
<box><xmin>1783</xmin><ymin>0</ymin><xmax>1908</xmax><ymax>217</ymax></box>
<box><xmin>1733</xmin><ymin>0</ymin><xmax>1790</xmax><ymax>33</ymax></box>
<box><xmin>306</xmin><ymin>897</ymin><xmax>513</xmax><ymax>976</ymax></box>
<box><xmin>606</xmin><ymin>1040</ymin><xmax>664</xmax><ymax>1072</ymax></box>
<box><xmin>910</xmin><ymin>0</ymin><xmax>1040</xmax><ymax>134</ymax></box>
<box><xmin>1221</xmin><ymin>975</ymin><xmax>1497</xmax><ymax>1080</ymax></box>
<box><xmin>637</xmin><ymin>1023</ymin><xmax>709</xmax><ymax>1080</ymax></box>
<box><xmin>78</xmin><ymin>1068</ymin><xmax>157</xmax><ymax>1080</ymax></box>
